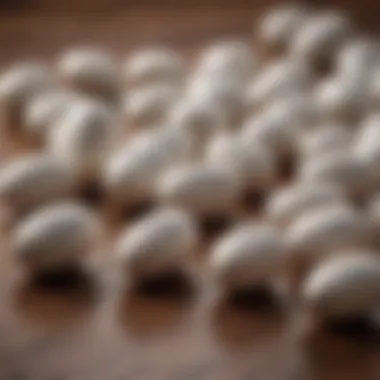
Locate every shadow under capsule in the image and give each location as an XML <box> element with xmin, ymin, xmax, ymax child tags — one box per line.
<box><xmin>13</xmin><ymin>265</ymin><xmax>98</xmax><ymax>328</ymax></box>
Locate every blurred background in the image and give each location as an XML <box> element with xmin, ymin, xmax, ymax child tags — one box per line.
<box><xmin>1</xmin><ymin>0</ymin><xmax>380</xmax><ymax>65</ymax></box>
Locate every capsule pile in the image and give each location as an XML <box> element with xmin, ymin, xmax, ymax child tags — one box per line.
<box><xmin>1</xmin><ymin>3</ymin><xmax>380</xmax><ymax>341</ymax></box>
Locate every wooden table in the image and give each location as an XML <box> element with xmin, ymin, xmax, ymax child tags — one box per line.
<box><xmin>0</xmin><ymin>2</ymin><xmax>380</xmax><ymax>379</ymax></box>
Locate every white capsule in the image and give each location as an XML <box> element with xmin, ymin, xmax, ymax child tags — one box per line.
<box><xmin>206</xmin><ymin>132</ymin><xmax>276</xmax><ymax>192</ymax></box>
<box><xmin>104</xmin><ymin>128</ymin><xmax>190</xmax><ymax>206</ymax></box>
<box><xmin>300</xmin><ymin>151</ymin><xmax>370</xmax><ymax>197</ymax></box>
<box><xmin>49</xmin><ymin>99</ymin><xmax>117</xmax><ymax>181</ymax></box>
<box><xmin>302</xmin><ymin>254</ymin><xmax>380</xmax><ymax>318</ymax></box>
<box><xmin>258</xmin><ymin>4</ymin><xmax>311</xmax><ymax>51</ymax></box>
<box><xmin>115</xmin><ymin>208</ymin><xmax>198</xmax><ymax>279</ymax></box>
<box><xmin>246</xmin><ymin>57</ymin><xmax>313</xmax><ymax>108</ymax></box>
<box><xmin>12</xmin><ymin>202</ymin><xmax>100</xmax><ymax>272</ymax></box>
<box><xmin>0</xmin><ymin>154</ymin><xmax>75</xmax><ymax>213</ymax></box>
<box><xmin>124</xmin><ymin>47</ymin><xmax>184</xmax><ymax>87</ymax></box>
<box><xmin>299</xmin><ymin>123</ymin><xmax>353</xmax><ymax>159</ymax></box>
<box><xmin>124</xmin><ymin>83</ymin><xmax>180</xmax><ymax>127</ymax></box>
<box><xmin>196</xmin><ymin>40</ymin><xmax>256</xmax><ymax>83</ymax></box>
<box><xmin>157</xmin><ymin>163</ymin><xmax>242</xmax><ymax>217</ymax></box>
<box><xmin>210</xmin><ymin>223</ymin><xmax>284</xmax><ymax>290</ymax></box>
<box><xmin>314</xmin><ymin>75</ymin><xmax>371</xmax><ymax>122</ymax></box>
<box><xmin>285</xmin><ymin>205</ymin><xmax>372</xmax><ymax>259</ymax></box>
<box><xmin>291</xmin><ymin>12</ymin><xmax>351</xmax><ymax>62</ymax></box>
<box><xmin>0</xmin><ymin>62</ymin><xmax>54</xmax><ymax>125</ymax></box>
<box><xmin>57</xmin><ymin>47</ymin><xmax>120</xmax><ymax>100</ymax></box>
<box><xmin>267</xmin><ymin>181</ymin><xmax>347</xmax><ymax>227</ymax></box>
<box><xmin>23</xmin><ymin>90</ymin><xmax>80</xmax><ymax>139</ymax></box>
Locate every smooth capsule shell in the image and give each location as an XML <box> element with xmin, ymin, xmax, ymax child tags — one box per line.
<box><xmin>49</xmin><ymin>99</ymin><xmax>118</xmax><ymax>182</ymax></box>
<box><xmin>206</xmin><ymin>132</ymin><xmax>276</xmax><ymax>192</ymax></box>
<box><xmin>124</xmin><ymin>47</ymin><xmax>184</xmax><ymax>88</ymax></box>
<box><xmin>302</xmin><ymin>254</ymin><xmax>380</xmax><ymax>318</ymax></box>
<box><xmin>115</xmin><ymin>208</ymin><xmax>198</xmax><ymax>280</ymax></box>
<box><xmin>104</xmin><ymin>128</ymin><xmax>191</xmax><ymax>206</ymax></box>
<box><xmin>299</xmin><ymin>151</ymin><xmax>370</xmax><ymax>198</ymax></box>
<box><xmin>290</xmin><ymin>11</ymin><xmax>352</xmax><ymax>63</ymax></box>
<box><xmin>124</xmin><ymin>83</ymin><xmax>180</xmax><ymax>128</ymax></box>
<box><xmin>0</xmin><ymin>154</ymin><xmax>75</xmax><ymax>214</ymax></box>
<box><xmin>266</xmin><ymin>181</ymin><xmax>347</xmax><ymax>227</ymax></box>
<box><xmin>246</xmin><ymin>57</ymin><xmax>313</xmax><ymax>109</ymax></box>
<box><xmin>285</xmin><ymin>205</ymin><xmax>372</xmax><ymax>260</ymax></box>
<box><xmin>210</xmin><ymin>223</ymin><xmax>284</xmax><ymax>291</ymax></box>
<box><xmin>57</xmin><ymin>47</ymin><xmax>121</xmax><ymax>101</ymax></box>
<box><xmin>257</xmin><ymin>4</ymin><xmax>311</xmax><ymax>53</ymax></box>
<box><xmin>23</xmin><ymin>90</ymin><xmax>79</xmax><ymax>140</ymax></box>
<box><xmin>196</xmin><ymin>40</ymin><xmax>256</xmax><ymax>84</ymax></box>
<box><xmin>12</xmin><ymin>202</ymin><xmax>100</xmax><ymax>272</ymax></box>
<box><xmin>157</xmin><ymin>163</ymin><xmax>242</xmax><ymax>218</ymax></box>
<box><xmin>0</xmin><ymin>62</ymin><xmax>54</xmax><ymax>126</ymax></box>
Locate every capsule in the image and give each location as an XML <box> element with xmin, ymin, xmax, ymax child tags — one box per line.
<box><xmin>0</xmin><ymin>154</ymin><xmax>75</xmax><ymax>215</ymax></box>
<box><xmin>245</xmin><ymin>57</ymin><xmax>313</xmax><ymax>109</ymax></box>
<box><xmin>23</xmin><ymin>90</ymin><xmax>80</xmax><ymax>140</ymax></box>
<box><xmin>115</xmin><ymin>208</ymin><xmax>198</xmax><ymax>284</ymax></box>
<box><xmin>57</xmin><ymin>47</ymin><xmax>120</xmax><ymax>101</ymax></box>
<box><xmin>124</xmin><ymin>47</ymin><xmax>184</xmax><ymax>88</ymax></box>
<box><xmin>157</xmin><ymin>163</ymin><xmax>242</xmax><ymax>219</ymax></box>
<box><xmin>257</xmin><ymin>4</ymin><xmax>311</xmax><ymax>53</ymax></box>
<box><xmin>12</xmin><ymin>202</ymin><xmax>100</xmax><ymax>273</ymax></box>
<box><xmin>302</xmin><ymin>253</ymin><xmax>380</xmax><ymax>319</ymax></box>
<box><xmin>290</xmin><ymin>11</ymin><xmax>352</xmax><ymax>63</ymax></box>
<box><xmin>124</xmin><ymin>83</ymin><xmax>180</xmax><ymax>128</ymax></box>
<box><xmin>267</xmin><ymin>181</ymin><xmax>347</xmax><ymax>227</ymax></box>
<box><xmin>0</xmin><ymin>62</ymin><xmax>54</xmax><ymax>126</ymax></box>
<box><xmin>103</xmin><ymin>127</ymin><xmax>191</xmax><ymax>209</ymax></box>
<box><xmin>210</xmin><ymin>223</ymin><xmax>284</xmax><ymax>294</ymax></box>
<box><xmin>49</xmin><ymin>99</ymin><xmax>118</xmax><ymax>182</ymax></box>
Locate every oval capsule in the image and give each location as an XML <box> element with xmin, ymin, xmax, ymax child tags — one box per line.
<box><xmin>302</xmin><ymin>253</ymin><xmax>380</xmax><ymax>318</ymax></box>
<box><xmin>210</xmin><ymin>223</ymin><xmax>284</xmax><ymax>291</ymax></box>
<box><xmin>12</xmin><ymin>202</ymin><xmax>100</xmax><ymax>272</ymax></box>
<box><xmin>0</xmin><ymin>154</ymin><xmax>75</xmax><ymax>213</ymax></box>
<box><xmin>49</xmin><ymin>99</ymin><xmax>118</xmax><ymax>181</ymax></box>
<box><xmin>57</xmin><ymin>47</ymin><xmax>120</xmax><ymax>101</ymax></box>
<box><xmin>124</xmin><ymin>47</ymin><xmax>184</xmax><ymax>88</ymax></box>
<box><xmin>115</xmin><ymin>208</ymin><xmax>198</xmax><ymax>280</ymax></box>
<box><xmin>157</xmin><ymin>163</ymin><xmax>242</xmax><ymax>218</ymax></box>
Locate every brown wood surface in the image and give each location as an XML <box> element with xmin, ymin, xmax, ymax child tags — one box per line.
<box><xmin>1</xmin><ymin>2</ymin><xmax>380</xmax><ymax>380</ymax></box>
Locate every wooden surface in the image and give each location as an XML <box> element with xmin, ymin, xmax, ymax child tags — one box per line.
<box><xmin>1</xmin><ymin>2</ymin><xmax>380</xmax><ymax>380</ymax></box>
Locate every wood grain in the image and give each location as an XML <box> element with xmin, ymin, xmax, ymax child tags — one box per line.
<box><xmin>0</xmin><ymin>2</ymin><xmax>380</xmax><ymax>380</ymax></box>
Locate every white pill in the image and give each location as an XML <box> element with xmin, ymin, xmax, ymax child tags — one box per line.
<box><xmin>302</xmin><ymin>254</ymin><xmax>380</xmax><ymax>318</ymax></box>
<box><xmin>124</xmin><ymin>83</ymin><xmax>180</xmax><ymax>127</ymax></box>
<box><xmin>299</xmin><ymin>122</ymin><xmax>353</xmax><ymax>159</ymax></box>
<box><xmin>196</xmin><ymin>40</ymin><xmax>256</xmax><ymax>83</ymax></box>
<box><xmin>0</xmin><ymin>62</ymin><xmax>54</xmax><ymax>124</ymax></box>
<box><xmin>24</xmin><ymin>90</ymin><xmax>80</xmax><ymax>139</ymax></box>
<box><xmin>246</xmin><ymin>57</ymin><xmax>313</xmax><ymax>108</ymax></box>
<box><xmin>314</xmin><ymin>75</ymin><xmax>371</xmax><ymax>122</ymax></box>
<box><xmin>49</xmin><ymin>99</ymin><xmax>117</xmax><ymax>181</ymax></box>
<box><xmin>115</xmin><ymin>208</ymin><xmax>198</xmax><ymax>279</ymax></box>
<box><xmin>210</xmin><ymin>223</ymin><xmax>284</xmax><ymax>290</ymax></box>
<box><xmin>267</xmin><ymin>181</ymin><xmax>347</xmax><ymax>227</ymax></box>
<box><xmin>206</xmin><ymin>132</ymin><xmax>276</xmax><ymax>191</ymax></box>
<box><xmin>104</xmin><ymin>128</ymin><xmax>191</xmax><ymax>205</ymax></box>
<box><xmin>157</xmin><ymin>163</ymin><xmax>242</xmax><ymax>217</ymax></box>
<box><xmin>291</xmin><ymin>12</ymin><xmax>351</xmax><ymax>62</ymax></box>
<box><xmin>300</xmin><ymin>151</ymin><xmax>370</xmax><ymax>197</ymax></box>
<box><xmin>12</xmin><ymin>202</ymin><xmax>100</xmax><ymax>272</ymax></box>
<box><xmin>57</xmin><ymin>47</ymin><xmax>120</xmax><ymax>100</ymax></box>
<box><xmin>285</xmin><ymin>205</ymin><xmax>372</xmax><ymax>259</ymax></box>
<box><xmin>258</xmin><ymin>4</ymin><xmax>311</xmax><ymax>51</ymax></box>
<box><xmin>0</xmin><ymin>154</ymin><xmax>75</xmax><ymax>213</ymax></box>
<box><xmin>124</xmin><ymin>47</ymin><xmax>184</xmax><ymax>87</ymax></box>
